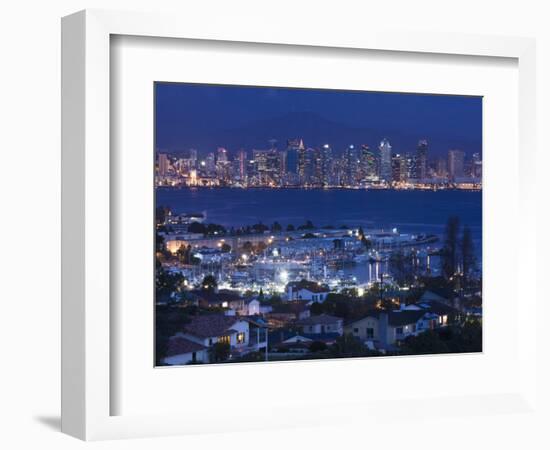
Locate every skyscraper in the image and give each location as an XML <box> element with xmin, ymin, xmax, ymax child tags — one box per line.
<box><xmin>205</xmin><ymin>152</ymin><xmax>216</xmax><ymax>177</ymax></box>
<box><xmin>286</xmin><ymin>138</ymin><xmax>303</xmax><ymax>175</ymax></box>
<box><xmin>379</xmin><ymin>138</ymin><xmax>393</xmax><ymax>183</ymax></box>
<box><xmin>234</xmin><ymin>149</ymin><xmax>247</xmax><ymax>181</ymax></box>
<box><xmin>472</xmin><ymin>152</ymin><xmax>482</xmax><ymax>179</ymax></box>
<box><xmin>359</xmin><ymin>144</ymin><xmax>377</xmax><ymax>181</ymax></box>
<box><xmin>416</xmin><ymin>139</ymin><xmax>428</xmax><ymax>180</ymax></box>
<box><xmin>297</xmin><ymin>140</ymin><xmax>308</xmax><ymax>184</ymax></box>
<box><xmin>448</xmin><ymin>149</ymin><xmax>465</xmax><ymax>181</ymax></box>
<box><xmin>158</xmin><ymin>153</ymin><xmax>170</xmax><ymax>176</ymax></box>
<box><xmin>319</xmin><ymin>144</ymin><xmax>332</xmax><ymax>187</ymax></box>
<box><xmin>188</xmin><ymin>149</ymin><xmax>198</xmax><ymax>169</ymax></box>
<box><xmin>392</xmin><ymin>154</ymin><xmax>407</xmax><ymax>182</ymax></box>
<box><xmin>343</xmin><ymin>145</ymin><xmax>359</xmax><ymax>186</ymax></box>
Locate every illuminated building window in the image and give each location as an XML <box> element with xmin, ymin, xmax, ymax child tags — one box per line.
<box><xmin>218</xmin><ymin>335</ymin><xmax>230</xmax><ymax>345</ymax></box>
<box><xmin>236</xmin><ymin>332</ymin><xmax>245</xmax><ymax>344</ymax></box>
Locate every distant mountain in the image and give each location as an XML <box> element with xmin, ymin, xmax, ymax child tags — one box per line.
<box><xmin>165</xmin><ymin>111</ymin><xmax>481</xmax><ymax>158</ymax></box>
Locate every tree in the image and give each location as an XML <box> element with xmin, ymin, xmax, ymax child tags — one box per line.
<box><xmin>220</xmin><ymin>243</ymin><xmax>231</xmax><ymax>253</ymax></box>
<box><xmin>187</xmin><ymin>222</ymin><xmax>206</xmax><ymax>234</ymax></box>
<box><xmin>201</xmin><ymin>274</ymin><xmax>217</xmax><ymax>292</ymax></box>
<box><xmin>286</xmin><ymin>224</ymin><xmax>295</xmax><ymax>231</ymax></box>
<box><xmin>361</xmin><ymin>237</ymin><xmax>372</xmax><ymax>249</ymax></box>
<box><xmin>461</xmin><ymin>225</ymin><xmax>476</xmax><ymax>285</ymax></box>
<box><xmin>309</xmin><ymin>341</ymin><xmax>328</xmax><ymax>353</ymax></box>
<box><xmin>400</xmin><ymin>330</ymin><xmax>450</xmax><ymax>355</ymax></box>
<box><xmin>155</xmin><ymin>205</ymin><xmax>170</xmax><ymax>225</ymax></box>
<box><xmin>298</xmin><ymin>220</ymin><xmax>315</xmax><ymax>230</ymax></box>
<box><xmin>330</xmin><ymin>334</ymin><xmax>366</xmax><ymax>357</ymax></box>
<box><xmin>271</xmin><ymin>221</ymin><xmax>282</xmax><ymax>233</ymax></box>
<box><xmin>442</xmin><ymin>216</ymin><xmax>460</xmax><ymax>279</ymax></box>
<box><xmin>208</xmin><ymin>342</ymin><xmax>230</xmax><ymax>363</ymax></box>
<box><xmin>309</xmin><ymin>301</ymin><xmax>324</xmax><ymax>315</ymax></box>
<box><xmin>155</xmin><ymin>304</ymin><xmax>191</xmax><ymax>365</ymax></box>
<box><xmin>389</xmin><ymin>250</ymin><xmax>414</xmax><ymax>286</ymax></box>
<box><xmin>252</xmin><ymin>222</ymin><xmax>268</xmax><ymax>233</ymax></box>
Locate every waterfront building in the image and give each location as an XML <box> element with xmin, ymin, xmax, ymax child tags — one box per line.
<box><xmin>286</xmin><ymin>138</ymin><xmax>303</xmax><ymax>176</ymax></box>
<box><xmin>404</xmin><ymin>153</ymin><xmax>416</xmax><ymax>180</ymax></box>
<box><xmin>448</xmin><ymin>149</ymin><xmax>465</xmax><ymax>181</ymax></box>
<box><xmin>472</xmin><ymin>152</ymin><xmax>482</xmax><ymax>179</ymax></box>
<box><xmin>319</xmin><ymin>144</ymin><xmax>333</xmax><ymax>187</ymax></box>
<box><xmin>344</xmin><ymin>144</ymin><xmax>359</xmax><ymax>186</ymax></box>
<box><xmin>297</xmin><ymin>140</ymin><xmax>308</xmax><ymax>184</ymax></box>
<box><xmin>158</xmin><ymin>153</ymin><xmax>170</xmax><ymax>176</ymax></box>
<box><xmin>391</xmin><ymin>153</ymin><xmax>408</xmax><ymax>182</ymax></box>
<box><xmin>359</xmin><ymin>144</ymin><xmax>377</xmax><ymax>181</ymax></box>
<box><xmin>378</xmin><ymin>138</ymin><xmax>393</xmax><ymax>183</ymax></box>
<box><xmin>204</xmin><ymin>152</ymin><xmax>216</xmax><ymax>176</ymax></box>
<box><xmin>188</xmin><ymin>149</ymin><xmax>198</xmax><ymax>168</ymax></box>
<box><xmin>252</xmin><ymin>149</ymin><xmax>282</xmax><ymax>186</ymax></box>
<box><xmin>436</xmin><ymin>157</ymin><xmax>447</xmax><ymax>178</ymax></box>
<box><xmin>233</xmin><ymin>149</ymin><xmax>247</xmax><ymax>182</ymax></box>
<box><xmin>416</xmin><ymin>139</ymin><xmax>428</xmax><ymax>180</ymax></box>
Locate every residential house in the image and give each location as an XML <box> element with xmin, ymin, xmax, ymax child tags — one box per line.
<box><xmin>295</xmin><ymin>314</ymin><xmax>343</xmax><ymax>344</ymax></box>
<box><xmin>163</xmin><ymin>336</ymin><xmax>208</xmax><ymax>365</ymax></box>
<box><xmin>271</xmin><ymin>301</ymin><xmax>311</xmax><ymax>321</ymax></box>
<box><xmin>285</xmin><ymin>280</ymin><xmax>330</xmax><ymax>302</ymax></box>
<box><xmin>345</xmin><ymin>301</ymin><xmax>456</xmax><ymax>347</ymax></box>
<box><xmin>164</xmin><ymin>314</ymin><xmax>267</xmax><ymax>365</ymax></box>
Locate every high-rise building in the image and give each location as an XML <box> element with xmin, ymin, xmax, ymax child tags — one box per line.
<box><xmin>472</xmin><ymin>152</ymin><xmax>482</xmax><ymax>179</ymax></box>
<box><xmin>252</xmin><ymin>149</ymin><xmax>281</xmax><ymax>186</ymax></box>
<box><xmin>158</xmin><ymin>153</ymin><xmax>170</xmax><ymax>176</ymax></box>
<box><xmin>188</xmin><ymin>149</ymin><xmax>198</xmax><ymax>169</ymax></box>
<box><xmin>297</xmin><ymin>140</ymin><xmax>308</xmax><ymax>184</ymax></box>
<box><xmin>343</xmin><ymin>145</ymin><xmax>359</xmax><ymax>186</ymax></box>
<box><xmin>404</xmin><ymin>153</ymin><xmax>416</xmax><ymax>180</ymax></box>
<box><xmin>359</xmin><ymin>144</ymin><xmax>377</xmax><ymax>181</ymax></box>
<box><xmin>285</xmin><ymin>138</ymin><xmax>303</xmax><ymax>175</ymax></box>
<box><xmin>233</xmin><ymin>149</ymin><xmax>247</xmax><ymax>181</ymax></box>
<box><xmin>319</xmin><ymin>144</ymin><xmax>333</xmax><ymax>187</ymax></box>
<box><xmin>379</xmin><ymin>138</ymin><xmax>393</xmax><ymax>183</ymax></box>
<box><xmin>448</xmin><ymin>149</ymin><xmax>465</xmax><ymax>181</ymax></box>
<box><xmin>205</xmin><ymin>152</ymin><xmax>216</xmax><ymax>176</ymax></box>
<box><xmin>392</xmin><ymin>154</ymin><xmax>407</xmax><ymax>182</ymax></box>
<box><xmin>416</xmin><ymin>139</ymin><xmax>428</xmax><ymax>180</ymax></box>
<box><xmin>217</xmin><ymin>147</ymin><xmax>228</xmax><ymax>163</ymax></box>
<box><xmin>436</xmin><ymin>157</ymin><xmax>447</xmax><ymax>178</ymax></box>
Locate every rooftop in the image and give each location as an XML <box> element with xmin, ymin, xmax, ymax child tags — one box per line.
<box><xmin>165</xmin><ymin>336</ymin><xmax>207</xmax><ymax>356</ymax></box>
<box><xmin>183</xmin><ymin>314</ymin><xmax>242</xmax><ymax>338</ymax></box>
<box><xmin>287</xmin><ymin>279</ymin><xmax>330</xmax><ymax>293</ymax></box>
<box><xmin>296</xmin><ymin>314</ymin><xmax>342</xmax><ymax>326</ymax></box>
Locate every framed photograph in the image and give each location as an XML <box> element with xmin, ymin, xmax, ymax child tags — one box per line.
<box><xmin>62</xmin><ymin>9</ymin><xmax>538</xmax><ymax>441</ymax></box>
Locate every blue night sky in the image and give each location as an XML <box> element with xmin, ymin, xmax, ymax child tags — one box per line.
<box><xmin>155</xmin><ymin>82</ymin><xmax>482</xmax><ymax>159</ymax></box>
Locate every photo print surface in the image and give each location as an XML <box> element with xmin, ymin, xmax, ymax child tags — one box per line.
<box><xmin>154</xmin><ymin>82</ymin><xmax>482</xmax><ymax>366</ymax></box>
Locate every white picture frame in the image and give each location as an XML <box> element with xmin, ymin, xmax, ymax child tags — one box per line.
<box><xmin>61</xmin><ymin>9</ymin><xmax>538</xmax><ymax>441</ymax></box>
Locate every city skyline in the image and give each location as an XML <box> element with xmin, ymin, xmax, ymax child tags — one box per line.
<box><xmin>155</xmin><ymin>83</ymin><xmax>482</xmax><ymax>159</ymax></box>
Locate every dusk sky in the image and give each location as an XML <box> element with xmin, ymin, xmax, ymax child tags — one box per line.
<box><xmin>155</xmin><ymin>82</ymin><xmax>482</xmax><ymax>159</ymax></box>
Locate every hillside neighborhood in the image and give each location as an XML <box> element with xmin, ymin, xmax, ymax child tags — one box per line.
<box><xmin>156</xmin><ymin>277</ymin><xmax>482</xmax><ymax>365</ymax></box>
